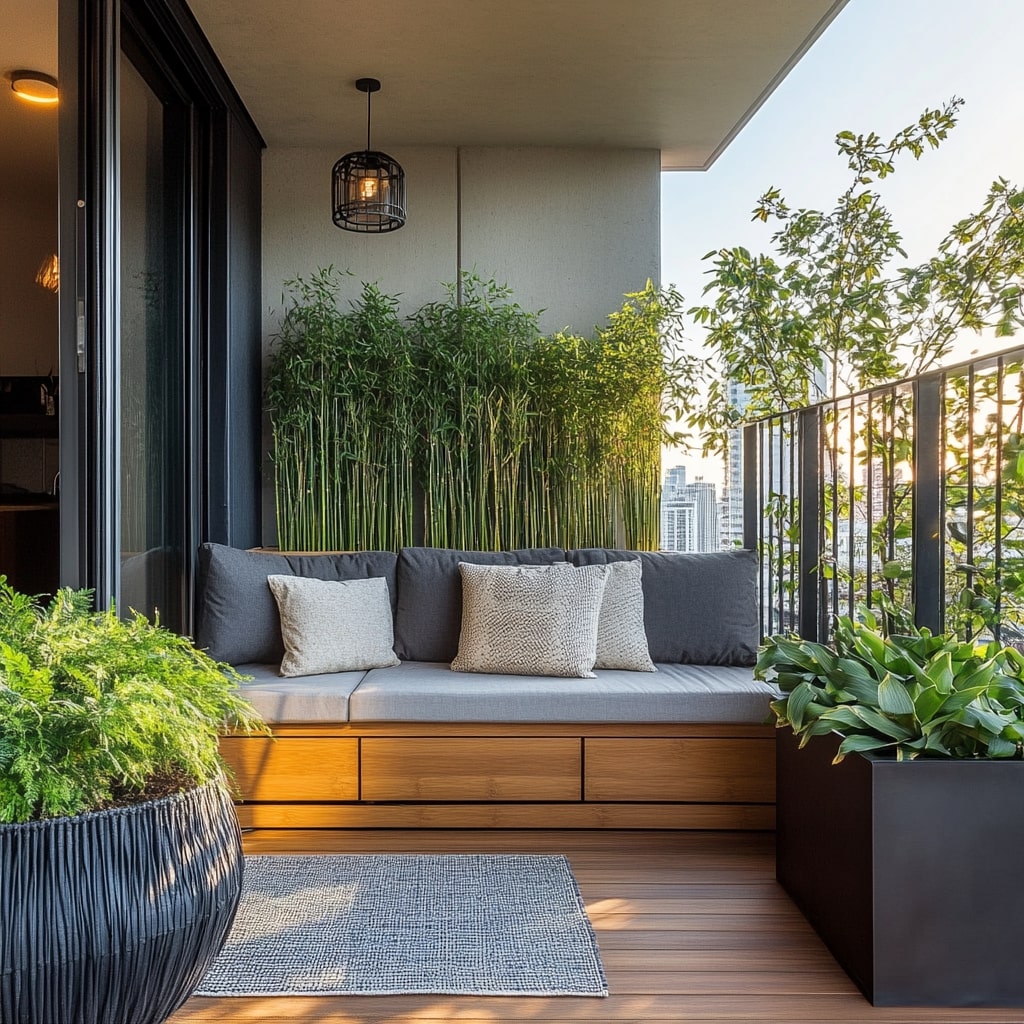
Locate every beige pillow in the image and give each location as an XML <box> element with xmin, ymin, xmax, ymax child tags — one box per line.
<box><xmin>267</xmin><ymin>574</ymin><xmax>400</xmax><ymax>677</ymax></box>
<box><xmin>594</xmin><ymin>559</ymin><xmax>656</xmax><ymax>672</ymax></box>
<box><xmin>451</xmin><ymin>562</ymin><xmax>608</xmax><ymax>678</ymax></box>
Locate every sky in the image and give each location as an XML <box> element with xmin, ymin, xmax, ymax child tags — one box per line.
<box><xmin>660</xmin><ymin>0</ymin><xmax>1024</xmax><ymax>484</ymax></box>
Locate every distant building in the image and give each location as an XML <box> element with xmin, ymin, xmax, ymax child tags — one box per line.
<box><xmin>721</xmin><ymin>380</ymin><xmax>750</xmax><ymax>548</ymax></box>
<box><xmin>660</xmin><ymin>469</ymin><xmax>719</xmax><ymax>552</ymax></box>
<box><xmin>662</xmin><ymin>465</ymin><xmax>687</xmax><ymax>501</ymax></box>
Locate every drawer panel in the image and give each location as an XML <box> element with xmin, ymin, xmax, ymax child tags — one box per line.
<box><xmin>585</xmin><ymin>737</ymin><xmax>775</xmax><ymax>803</ymax></box>
<box><xmin>220</xmin><ymin>736</ymin><xmax>359</xmax><ymax>802</ymax></box>
<box><xmin>361</xmin><ymin>737</ymin><xmax>581</xmax><ymax>801</ymax></box>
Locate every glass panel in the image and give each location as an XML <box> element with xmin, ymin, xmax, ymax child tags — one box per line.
<box><xmin>119</xmin><ymin>51</ymin><xmax>184</xmax><ymax>628</ymax></box>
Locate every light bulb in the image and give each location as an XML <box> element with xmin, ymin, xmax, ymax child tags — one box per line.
<box><xmin>359</xmin><ymin>176</ymin><xmax>379</xmax><ymax>202</ymax></box>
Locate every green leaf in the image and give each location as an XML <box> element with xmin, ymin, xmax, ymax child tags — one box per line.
<box><xmin>925</xmin><ymin>652</ymin><xmax>955</xmax><ymax>694</ymax></box>
<box><xmin>834</xmin><ymin>734</ymin><xmax>897</xmax><ymax>762</ymax></box>
<box><xmin>877</xmin><ymin>674</ymin><xmax>917</xmax><ymax>717</ymax></box>
<box><xmin>780</xmin><ymin>681</ymin><xmax>817</xmax><ymax>730</ymax></box>
<box><xmin>986</xmin><ymin>734</ymin><xmax>1018</xmax><ymax>758</ymax></box>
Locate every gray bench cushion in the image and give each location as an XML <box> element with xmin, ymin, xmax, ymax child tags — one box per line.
<box><xmin>393</xmin><ymin>546</ymin><xmax>566</xmax><ymax>662</ymax></box>
<box><xmin>569</xmin><ymin>548</ymin><xmax>758</xmax><ymax>666</ymax></box>
<box><xmin>233</xmin><ymin>663</ymin><xmax>367</xmax><ymax>724</ymax></box>
<box><xmin>196</xmin><ymin>543</ymin><xmax>398</xmax><ymax>665</ymax></box>
<box><xmin>347</xmin><ymin>660</ymin><xmax>776</xmax><ymax>724</ymax></box>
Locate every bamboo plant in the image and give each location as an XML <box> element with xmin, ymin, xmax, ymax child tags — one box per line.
<box><xmin>266</xmin><ymin>270</ymin><xmax>687</xmax><ymax>552</ymax></box>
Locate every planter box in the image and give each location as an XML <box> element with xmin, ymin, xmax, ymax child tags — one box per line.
<box><xmin>776</xmin><ymin>730</ymin><xmax>1024</xmax><ymax>1007</ymax></box>
<box><xmin>1</xmin><ymin>782</ymin><xmax>242</xmax><ymax>1024</ymax></box>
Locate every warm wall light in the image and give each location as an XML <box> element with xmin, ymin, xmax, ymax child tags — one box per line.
<box><xmin>10</xmin><ymin>71</ymin><xmax>59</xmax><ymax>105</ymax></box>
<box><xmin>332</xmin><ymin>78</ymin><xmax>406</xmax><ymax>233</ymax></box>
<box><xmin>35</xmin><ymin>254</ymin><xmax>59</xmax><ymax>293</ymax></box>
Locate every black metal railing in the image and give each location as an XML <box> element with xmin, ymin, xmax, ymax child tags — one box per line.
<box><xmin>743</xmin><ymin>345</ymin><xmax>1024</xmax><ymax>645</ymax></box>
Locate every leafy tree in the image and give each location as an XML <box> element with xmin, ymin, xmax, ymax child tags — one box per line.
<box><xmin>685</xmin><ymin>98</ymin><xmax>1024</xmax><ymax>457</ymax></box>
<box><xmin>676</xmin><ymin>99</ymin><xmax>1024</xmax><ymax>640</ymax></box>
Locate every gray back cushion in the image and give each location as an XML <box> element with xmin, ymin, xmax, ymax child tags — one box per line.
<box><xmin>568</xmin><ymin>548</ymin><xmax>758</xmax><ymax>665</ymax></box>
<box><xmin>195</xmin><ymin>543</ymin><xmax>398</xmax><ymax>665</ymax></box>
<box><xmin>393</xmin><ymin>547</ymin><xmax>566</xmax><ymax>661</ymax></box>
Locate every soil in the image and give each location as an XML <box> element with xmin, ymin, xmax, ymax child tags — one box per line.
<box><xmin>94</xmin><ymin>766</ymin><xmax>201</xmax><ymax>812</ymax></box>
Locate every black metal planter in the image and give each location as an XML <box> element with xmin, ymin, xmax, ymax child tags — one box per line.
<box><xmin>1</xmin><ymin>780</ymin><xmax>243</xmax><ymax>1024</ymax></box>
<box><xmin>776</xmin><ymin>730</ymin><xmax>1024</xmax><ymax>1007</ymax></box>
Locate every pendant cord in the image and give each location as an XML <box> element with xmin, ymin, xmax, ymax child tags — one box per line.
<box><xmin>366</xmin><ymin>90</ymin><xmax>372</xmax><ymax>152</ymax></box>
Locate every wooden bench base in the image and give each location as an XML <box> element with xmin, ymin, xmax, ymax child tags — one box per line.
<box><xmin>221</xmin><ymin>722</ymin><xmax>776</xmax><ymax>830</ymax></box>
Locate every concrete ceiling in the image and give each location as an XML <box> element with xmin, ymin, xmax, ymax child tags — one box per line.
<box><xmin>187</xmin><ymin>0</ymin><xmax>848</xmax><ymax>171</ymax></box>
<box><xmin>0</xmin><ymin>0</ymin><xmax>846</xmax><ymax>181</ymax></box>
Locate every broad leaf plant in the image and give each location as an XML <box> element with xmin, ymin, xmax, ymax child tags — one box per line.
<box><xmin>757</xmin><ymin>608</ymin><xmax>1024</xmax><ymax>761</ymax></box>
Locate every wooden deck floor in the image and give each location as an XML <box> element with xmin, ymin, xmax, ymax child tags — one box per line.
<box><xmin>169</xmin><ymin>829</ymin><xmax>1024</xmax><ymax>1024</ymax></box>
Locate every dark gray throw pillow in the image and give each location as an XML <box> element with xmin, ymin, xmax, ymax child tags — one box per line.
<box><xmin>393</xmin><ymin>546</ymin><xmax>566</xmax><ymax>662</ymax></box>
<box><xmin>194</xmin><ymin>543</ymin><xmax>398</xmax><ymax>665</ymax></box>
<box><xmin>568</xmin><ymin>548</ymin><xmax>759</xmax><ymax>666</ymax></box>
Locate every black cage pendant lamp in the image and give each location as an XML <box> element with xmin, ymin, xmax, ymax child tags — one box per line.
<box><xmin>332</xmin><ymin>78</ymin><xmax>406</xmax><ymax>233</ymax></box>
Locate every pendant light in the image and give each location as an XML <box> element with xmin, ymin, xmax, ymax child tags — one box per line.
<box><xmin>332</xmin><ymin>78</ymin><xmax>406</xmax><ymax>233</ymax></box>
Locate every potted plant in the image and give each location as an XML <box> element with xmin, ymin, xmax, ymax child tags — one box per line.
<box><xmin>0</xmin><ymin>581</ymin><xmax>264</xmax><ymax>1024</ymax></box>
<box><xmin>758</xmin><ymin>608</ymin><xmax>1024</xmax><ymax>1008</ymax></box>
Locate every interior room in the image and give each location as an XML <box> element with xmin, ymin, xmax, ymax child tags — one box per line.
<box><xmin>0</xmin><ymin>2</ymin><xmax>60</xmax><ymax>597</ymax></box>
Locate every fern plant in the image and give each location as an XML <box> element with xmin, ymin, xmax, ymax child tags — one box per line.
<box><xmin>0</xmin><ymin>580</ymin><xmax>264</xmax><ymax>823</ymax></box>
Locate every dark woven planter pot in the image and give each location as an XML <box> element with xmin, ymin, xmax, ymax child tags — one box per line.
<box><xmin>777</xmin><ymin>730</ymin><xmax>1024</xmax><ymax>1007</ymax></box>
<box><xmin>0</xmin><ymin>780</ymin><xmax>243</xmax><ymax>1024</ymax></box>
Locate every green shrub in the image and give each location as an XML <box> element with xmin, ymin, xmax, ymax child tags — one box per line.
<box><xmin>266</xmin><ymin>270</ymin><xmax>689</xmax><ymax>551</ymax></box>
<box><xmin>0</xmin><ymin>581</ymin><xmax>264</xmax><ymax>823</ymax></box>
<box><xmin>757</xmin><ymin>607</ymin><xmax>1024</xmax><ymax>762</ymax></box>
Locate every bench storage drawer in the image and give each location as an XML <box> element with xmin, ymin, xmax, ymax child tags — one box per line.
<box><xmin>220</xmin><ymin>736</ymin><xmax>359</xmax><ymax>802</ymax></box>
<box><xmin>360</xmin><ymin>737</ymin><xmax>581</xmax><ymax>801</ymax></box>
<box><xmin>584</xmin><ymin>737</ymin><xmax>775</xmax><ymax>803</ymax></box>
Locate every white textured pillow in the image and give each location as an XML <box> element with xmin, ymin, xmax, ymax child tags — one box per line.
<box><xmin>452</xmin><ymin>562</ymin><xmax>609</xmax><ymax>678</ymax></box>
<box><xmin>594</xmin><ymin>559</ymin><xmax>656</xmax><ymax>672</ymax></box>
<box><xmin>267</xmin><ymin>574</ymin><xmax>400</xmax><ymax>677</ymax></box>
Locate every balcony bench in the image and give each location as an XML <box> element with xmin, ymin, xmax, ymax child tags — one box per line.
<box><xmin>197</xmin><ymin>543</ymin><xmax>778</xmax><ymax>830</ymax></box>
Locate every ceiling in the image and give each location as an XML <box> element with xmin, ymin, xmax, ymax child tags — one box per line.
<box><xmin>0</xmin><ymin>0</ymin><xmax>58</xmax><ymax>189</ymax></box>
<box><xmin>187</xmin><ymin>0</ymin><xmax>848</xmax><ymax>171</ymax></box>
<box><xmin>0</xmin><ymin>0</ymin><xmax>846</xmax><ymax>181</ymax></box>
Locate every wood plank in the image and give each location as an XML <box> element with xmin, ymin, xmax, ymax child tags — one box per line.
<box><xmin>233</xmin><ymin>800</ymin><xmax>775</xmax><ymax>829</ymax></box>
<box><xmin>361</xmin><ymin>737</ymin><xmax>581</xmax><ymax>800</ymax></box>
<box><xmin>583</xmin><ymin>895</ymin><xmax>800</xmax><ymax>916</ymax></box>
<box><xmin>170</xmin><ymin>994</ymin><xmax>1024</xmax><ymax>1022</ymax></box>
<box><xmin>598</xmin><ymin>948</ymin><xmax>841</xmax><ymax>972</ymax></box>
<box><xmin>585</xmin><ymin>737</ymin><xmax>775</xmax><ymax>802</ymax></box>
<box><xmin>167</xmin><ymin>830</ymin><xmax>1022</xmax><ymax>1024</ymax></box>
<box><xmin>242</xmin><ymin>721</ymin><xmax>777</xmax><ymax>739</ymax></box>
<box><xmin>220</xmin><ymin>736</ymin><xmax>358</xmax><ymax>801</ymax></box>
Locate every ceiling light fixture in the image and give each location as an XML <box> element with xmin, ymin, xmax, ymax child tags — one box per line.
<box><xmin>332</xmin><ymin>78</ymin><xmax>406</xmax><ymax>233</ymax></box>
<box><xmin>10</xmin><ymin>71</ymin><xmax>59</xmax><ymax>105</ymax></box>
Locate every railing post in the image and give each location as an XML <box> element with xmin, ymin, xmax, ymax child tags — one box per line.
<box><xmin>912</xmin><ymin>377</ymin><xmax>944</xmax><ymax>634</ymax></box>
<box><xmin>798</xmin><ymin>408</ymin><xmax>822</xmax><ymax>641</ymax></box>
<box><xmin>742</xmin><ymin>424</ymin><xmax>758</xmax><ymax>550</ymax></box>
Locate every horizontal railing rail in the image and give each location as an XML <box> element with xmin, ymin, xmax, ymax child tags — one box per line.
<box><xmin>743</xmin><ymin>344</ymin><xmax>1024</xmax><ymax>645</ymax></box>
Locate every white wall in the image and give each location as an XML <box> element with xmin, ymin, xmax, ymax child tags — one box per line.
<box><xmin>260</xmin><ymin>143</ymin><xmax>661</xmax><ymax>543</ymax></box>
<box><xmin>262</xmin><ymin>146</ymin><xmax>459</xmax><ymax>342</ymax></box>
<box><xmin>459</xmin><ymin>147</ymin><xmax>661</xmax><ymax>334</ymax></box>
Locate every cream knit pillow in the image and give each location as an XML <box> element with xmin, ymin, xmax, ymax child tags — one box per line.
<box><xmin>268</xmin><ymin>574</ymin><xmax>400</xmax><ymax>677</ymax></box>
<box><xmin>451</xmin><ymin>562</ymin><xmax>608</xmax><ymax>678</ymax></box>
<box><xmin>594</xmin><ymin>559</ymin><xmax>656</xmax><ymax>671</ymax></box>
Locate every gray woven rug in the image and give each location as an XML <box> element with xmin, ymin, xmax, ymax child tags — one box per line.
<box><xmin>196</xmin><ymin>853</ymin><xmax>608</xmax><ymax>997</ymax></box>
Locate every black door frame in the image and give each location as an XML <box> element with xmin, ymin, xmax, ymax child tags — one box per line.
<box><xmin>57</xmin><ymin>0</ymin><xmax>264</xmax><ymax>631</ymax></box>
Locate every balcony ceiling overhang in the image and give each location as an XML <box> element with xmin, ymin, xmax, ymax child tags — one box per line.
<box><xmin>187</xmin><ymin>0</ymin><xmax>847</xmax><ymax>171</ymax></box>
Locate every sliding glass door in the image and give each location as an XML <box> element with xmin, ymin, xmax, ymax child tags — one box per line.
<box><xmin>117</xmin><ymin>45</ymin><xmax>190</xmax><ymax>628</ymax></box>
<box><xmin>58</xmin><ymin>0</ymin><xmax>263</xmax><ymax>634</ymax></box>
